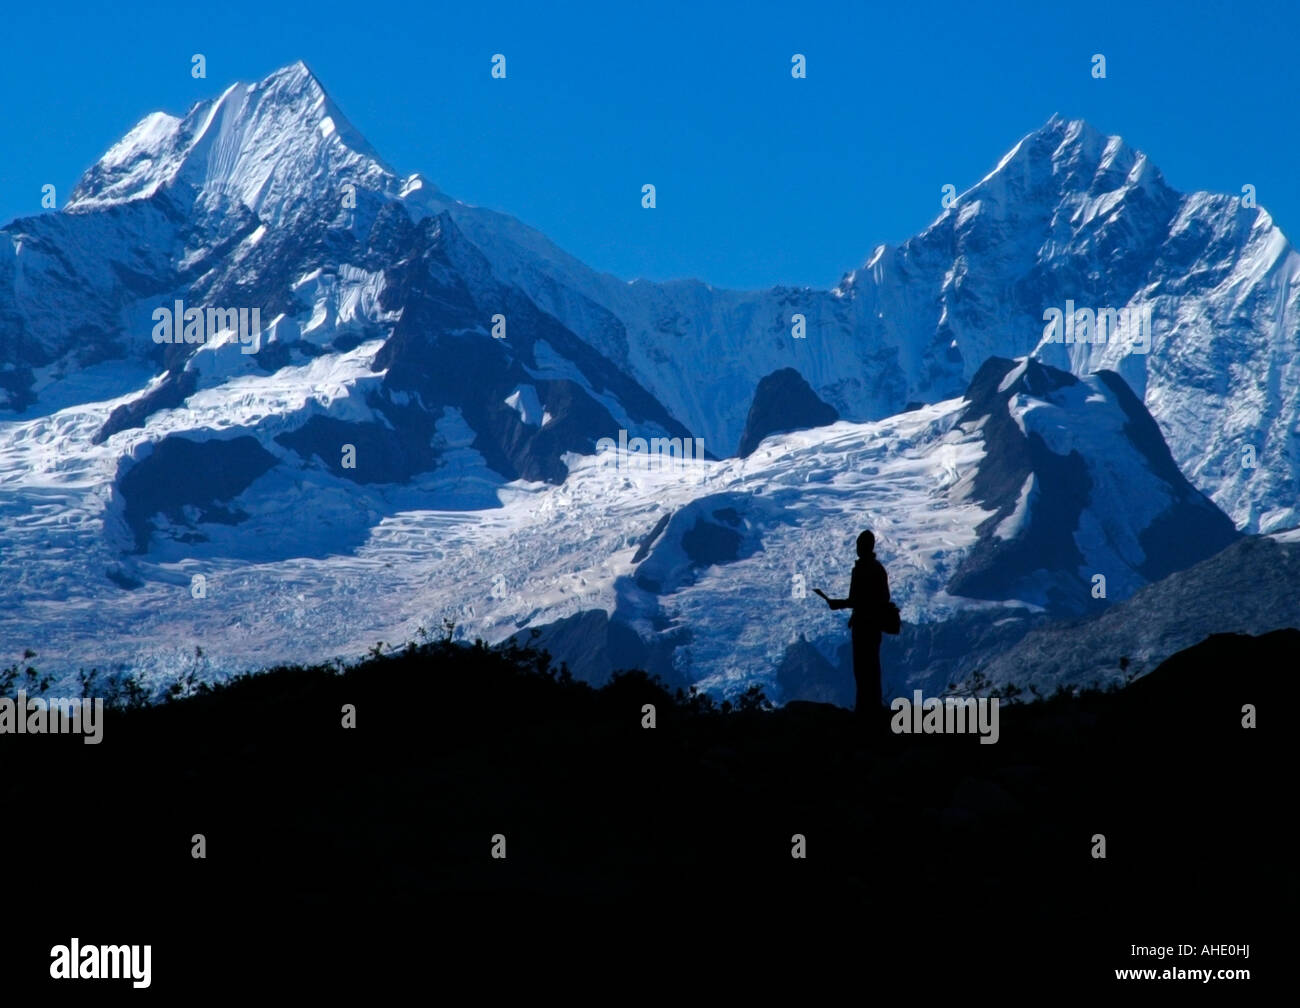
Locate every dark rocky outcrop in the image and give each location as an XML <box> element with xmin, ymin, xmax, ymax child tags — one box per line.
<box><xmin>736</xmin><ymin>367</ymin><xmax>838</xmax><ymax>457</ymax></box>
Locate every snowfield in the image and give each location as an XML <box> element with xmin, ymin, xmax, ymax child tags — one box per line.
<box><xmin>0</xmin><ymin>360</ymin><xmax>997</xmax><ymax>697</ymax></box>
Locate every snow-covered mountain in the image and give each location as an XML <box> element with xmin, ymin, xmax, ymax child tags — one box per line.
<box><xmin>2</xmin><ymin>62</ymin><xmax>689</xmax><ymax>489</ymax></box>
<box><xmin>0</xmin><ymin>62</ymin><xmax>1291</xmax><ymax>698</ymax></box>
<box><xmin>430</xmin><ymin>117</ymin><xmax>1300</xmax><ymax>533</ymax></box>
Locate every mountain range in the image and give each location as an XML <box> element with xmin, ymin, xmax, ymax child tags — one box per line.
<box><xmin>1</xmin><ymin>61</ymin><xmax>1295</xmax><ymax>698</ymax></box>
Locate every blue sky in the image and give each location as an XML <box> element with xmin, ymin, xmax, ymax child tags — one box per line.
<box><xmin>1</xmin><ymin>0</ymin><xmax>1294</xmax><ymax>290</ymax></box>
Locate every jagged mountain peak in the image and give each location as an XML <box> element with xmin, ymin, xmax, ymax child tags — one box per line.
<box><xmin>66</xmin><ymin>62</ymin><xmax>395</xmax><ymax>224</ymax></box>
<box><xmin>831</xmin><ymin>116</ymin><xmax>1175</xmax><ymax>307</ymax></box>
<box><xmin>939</xmin><ymin>116</ymin><xmax>1169</xmax><ymax>232</ymax></box>
<box><xmin>262</xmin><ymin>58</ymin><xmax>323</xmax><ymax>91</ymax></box>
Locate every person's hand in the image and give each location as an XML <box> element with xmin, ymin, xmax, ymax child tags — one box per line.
<box><xmin>812</xmin><ymin>588</ymin><xmax>830</xmax><ymax>606</ymax></box>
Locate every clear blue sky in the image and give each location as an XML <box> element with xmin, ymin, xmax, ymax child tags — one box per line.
<box><xmin>2</xmin><ymin>0</ymin><xmax>1294</xmax><ymax>290</ymax></box>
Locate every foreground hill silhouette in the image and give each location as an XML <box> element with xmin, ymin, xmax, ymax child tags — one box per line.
<box><xmin>3</xmin><ymin>629</ymin><xmax>1287</xmax><ymax>993</ymax></box>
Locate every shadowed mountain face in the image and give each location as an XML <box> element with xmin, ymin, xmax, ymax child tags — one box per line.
<box><xmin>116</xmin><ymin>435</ymin><xmax>278</xmax><ymax>553</ymax></box>
<box><xmin>979</xmin><ymin>532</ymin><xmax>1300</xmax><ymax>694</ymax></box>
<box><xmin>505</xmin><ymin>609</ymin><xmax>663</xmax><ymax>689</ymax></box>
<box><xmin>946</xmin><ymin>356</ymin><xmax>1240</xmax><ymax>614</ymax></box>
<box><xmin>366</xmin><ymin>211</ymin><xmax>694</xmax><ymax>484</ymax></box>
<box><xmin>737</xmin><ymin>367</ymin><xmax>839</xmax><ymax>457</ymax></box>
<box><xmin>775</xmin><ymin>634</ymin><xmax>849</xmax><ymax>706</ymax></box>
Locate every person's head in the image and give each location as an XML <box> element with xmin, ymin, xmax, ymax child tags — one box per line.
<box><xmin>856</xmin><ymin>529</ymin><xmax>875</xmax><ymax>558</ymax></box>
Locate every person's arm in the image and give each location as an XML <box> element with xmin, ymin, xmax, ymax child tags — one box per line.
<box><xmin>814</xmin><ymin>565</ymin><xmax>861</xmax><ymax>610</ymax></box>
<box><xmin>812</xmin><ymin>588</ymin><xmax>843</xmax><ymax>608</ymax></box>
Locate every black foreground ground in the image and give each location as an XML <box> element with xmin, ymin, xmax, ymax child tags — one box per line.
<box><xmin>2</xmin><ymin>629</ymin><xmax>1288</xmax><ymax>996</ymax></box>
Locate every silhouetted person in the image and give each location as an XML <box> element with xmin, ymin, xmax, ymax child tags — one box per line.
<box><xmin>814</xmin><ymin>530</ymin><xmax>891</xmax><ymax>716</ymax></box>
